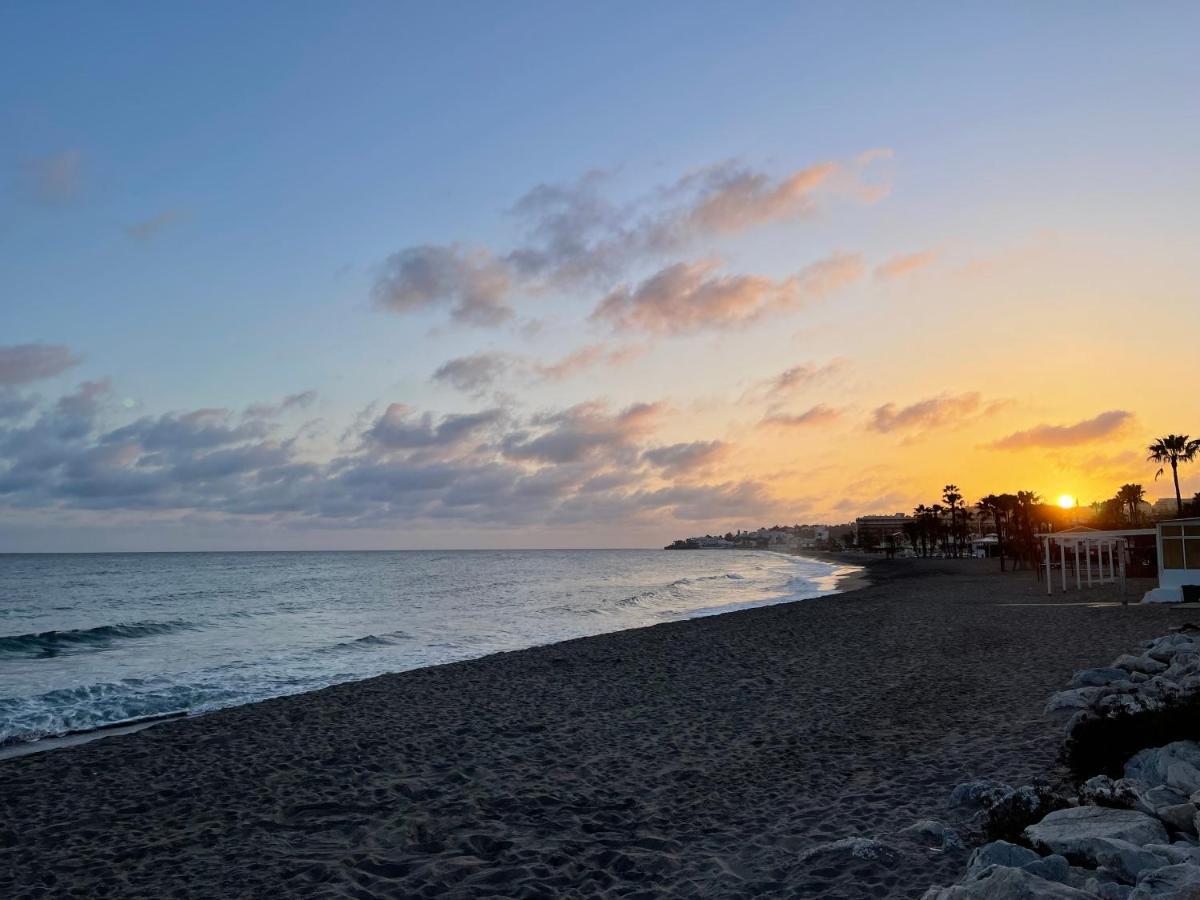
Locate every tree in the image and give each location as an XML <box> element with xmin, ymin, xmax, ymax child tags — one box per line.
<box><xmin>943</xmin><ymin>484</ymin><xmax>963</xmax><ymax>557</ymax></box>
<box><xmin>977</xmin><ymin>495</ymin><xmax>1007</xmax><ymax>571</ymax></box>
<box><xmin>1115</xmin><ymin>483</ymin><xmax>1146</xmax><ymax>526</ymax></box>
<box><xmin>1148</xmin><ymin>434</ymin><xmax>1200</xmax><ymax>515</ymax></box>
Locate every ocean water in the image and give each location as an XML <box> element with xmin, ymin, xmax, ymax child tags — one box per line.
<box><xmin>0</xmin><ymin>550</ymin><xmax>855</xmax><ymax>747</ymax></box>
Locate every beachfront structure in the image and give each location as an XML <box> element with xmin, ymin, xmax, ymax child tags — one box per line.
<box><xmin>1036</xmin><ymin>526</ymin><xmax>1157</xmax><ymax>597</ymax></box>
<box><xmin>1153</xmin><ymin>498</ymin><xmax>1181</xmax><ymax>517</ymax></box>
<box><xmin>1143</xmin><ymin>518</ymin><xmax>1200</xmax><ymax>603</ymax></box>
<box><xmin>854</xmin><ymin>514</ymin><xmax>911</xmax><ymax>547</ymax></box>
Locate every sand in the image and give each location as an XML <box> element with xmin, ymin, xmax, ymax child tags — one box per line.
<box><xmin>0</xmin><ymin>559</ymin><xmax>1186</xmax><ymax>899</ymax></box>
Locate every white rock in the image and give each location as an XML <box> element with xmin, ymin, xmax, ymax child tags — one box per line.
<box><xmin>898</xmin><ymin>818</ymin><xmax>966</xmax><ymax>850</ymax></box>
<box><xmin>1025</xmin><ymin>807</ymin><xmax>1169</xmax><ymax>854</ymax></box>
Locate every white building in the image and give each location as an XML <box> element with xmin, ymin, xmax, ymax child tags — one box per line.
<box><xmin>1144</xmin><ymin>518</ymin><xmax>1200</xmax><ymax>603</ymax></box>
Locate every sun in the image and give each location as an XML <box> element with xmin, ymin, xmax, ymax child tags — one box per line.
<box><xmin>1058</xmin><ymin>494</ymin><xmax>1076</xmax><ymax>509</ymax></box>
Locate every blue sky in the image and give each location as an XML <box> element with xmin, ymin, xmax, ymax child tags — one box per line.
<box><xmin>2</xmin><ymin>2</ymin><xmax>1198</xmax><ymax>549</ymax></box>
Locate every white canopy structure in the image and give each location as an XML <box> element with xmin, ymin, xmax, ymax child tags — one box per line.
<box><xmin>1036</xmin><ymin>527</ymin><xmax>1154</xmax><ymax>597</ymax></box>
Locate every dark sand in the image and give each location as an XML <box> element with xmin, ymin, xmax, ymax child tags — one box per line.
<box><xmin>0</xmin><ymin>560</ymin><xmax>1185</xmax><ymax>899</ymax></box>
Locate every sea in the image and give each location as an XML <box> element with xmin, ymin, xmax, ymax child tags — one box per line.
<box><xmin>0</xmin><ymin>550</ymin><xmax>856</xmax><ymax>750</ymax></box>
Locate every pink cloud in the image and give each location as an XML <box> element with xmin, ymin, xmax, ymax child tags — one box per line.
<box><xmin>988</xmin><ymin>410</ymin><xmax>1133</xmax><ymax>450</ymax></box>
<box><xmin>874</xmin><ymin>250</ymin><xmax>937</xmax><ymax>281</ymax></box>
<box><xmin>592</xmin><ymin>253</ymin><xmax>863</xmax><ymax>335</ymax></box>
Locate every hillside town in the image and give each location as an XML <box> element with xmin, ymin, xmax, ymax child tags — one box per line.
<box><xmin>665</xmin><ymin>487</ymin><xmax>1200</xmax><ymax>558</ymax></box>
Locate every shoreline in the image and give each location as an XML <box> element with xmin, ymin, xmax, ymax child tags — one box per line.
<box><xmin>2</xmin><ymin>561</ymin><xmax>1181</xmax><ymax>898</ymax></box>
<box><xmin>2</xmin><ymin>551</ymin><xmax>862</xmax><ymax>761</ymax></box>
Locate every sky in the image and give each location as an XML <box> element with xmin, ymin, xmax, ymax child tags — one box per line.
<box><xmin>1</xmin><ymin>1</ymin><xmax>1198</xmax><ymax>551</ymax></box>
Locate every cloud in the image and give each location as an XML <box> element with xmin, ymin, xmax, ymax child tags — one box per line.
<box><xmin>372</xmin><ymin>153</ymin><xmax>886</xmax><ymax>327</ymax></box>
<box><xmin>502</xmin><ymin>401</ymin><xmax>663</xmax><ymax>465</ymax></box>
<box><xmin>748</xmin><ymin>359</ymin><xmax>848</xmax><ymax>407</ymax></box>
<box><xmin>0</xmin><ymin>344</ymin><xmax>81</xmax><ymax>386</ymax></box>
<box><xmin>432</xmin><ymin>343</ymin><xmax>650</xmax><ymax>396</ymax></box>
<box><xmin>592</xmin><ymin>253</ymin><xmax>863</xmax><ymax>335</ymax></box>
<box><xmin>0</xmin><ymin>378</ymin><xmax>805</xmax><ymax>533</ymax></box>
<box><xmin>869</xmin><ymin>392</ymin><xmax>983</xmax><ymax>433</ymax></box>
<box><xmin>372</xmin><ymin>245</ymin><xmax>513</xmax><ymax>326</ymax></box>
<box><xmin>874</xmin><ymin>250</ymin><xmax>936</xmax><ymax>281</ymax></box>
<box><xmin>987</xmin><ymin>410</ymin><xmax>1133</xmax><ymax>450</ymax></box>
<box><xmin>678</xmin><ymin>162</ymin><xmax>836</xmax><ymax>233</ymax></box>
<box><xmin>534</xmin><ymin>342</ymin><xmax>648</xmax><ymax>381</ymax></box>
<box><xmin>760</xmin><ymin>404</ymin><xmax>841</xmax><ymax>429</ymax></box>
<box><xmin>125</xmin><ymin>209</ymin><xmax>184</xmax><ymax>241</ymax></box>
<box><xmin>642</xmin><ymin>440</ymin><xmax>729</xmax><ymax>477</ymax></box>
<box><xmin>431</xmin><ymin>352</ymin><xmax>514</xmax><ymax>396</ymax></box>
<box><xmin>243</xmin><ymin>391</ymin><xmax>317</xmax><ymax>419</ymax></box>
<box><xmin>363</xmin><ymin>404</ymin><xmax>506</xmax><ymax>452</ymax></box>
<box><xmin>22</xmin><ymin>149</ymin><xmax>83</xmax><ymax>204</ymax></box>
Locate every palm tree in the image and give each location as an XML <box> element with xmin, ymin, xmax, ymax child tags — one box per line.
<box><xmin>1148</xmin><ymin>435</ymin><xmax>1200</xmax><ymax>515</ymax></box>
<box><xmin>1116</xmin><ymin>483</ymin><xmax>1146</xmax><ymax>526</ymax></box>
<box><xmin>977</xmin><ymin>494</ymin><xmax>1011</xmax><ymax>572</ymax></box>
<box><xmin>943</xmin><ymin>484</ymin><xmax>963</xmax><ymax>557</ymax></box>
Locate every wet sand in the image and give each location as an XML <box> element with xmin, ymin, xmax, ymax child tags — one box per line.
<box><xmin>0</xmin><ymin>559</ymin><xmax>1184</xmax><ymax>899</ymax></box>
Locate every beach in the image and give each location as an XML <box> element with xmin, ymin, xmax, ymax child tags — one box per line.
<box><xmin>0</xmin><ymin>559</ymin><xmax>1182</xmax><ymax>899</ymax></box>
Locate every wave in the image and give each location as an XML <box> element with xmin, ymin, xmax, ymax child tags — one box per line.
<box><xmin>323</xmin><ymin>631</ymin><xmax>414</xmax><ymax>653</ymax></box>
<box><xmin>0</xmin><ymin>621</ymin><xmax>197</xmax><ymax>659</ymax></box>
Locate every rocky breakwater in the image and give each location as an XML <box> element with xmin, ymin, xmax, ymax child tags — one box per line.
<box><xmin>922</xmin><ymin>631</ymin><xmax>1200</xmax><ymax>899</ymax></box>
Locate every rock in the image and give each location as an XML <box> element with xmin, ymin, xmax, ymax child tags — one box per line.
<box><xmin>1115</xmin><ymin>655</ymin><xmax>1169</xmax><ymax>676</ymax></box>
<box><xmin>1073</xmin><ymin>667</ymin><xmax>1139</xmax><ymax>689</ymax></box>
<box><xmin>897</xmin><ymin>819</ymin><xmax>967</xmax><ymax>851</ymax></box>
<box><xmin>1142</xmin><ymin>842</ymin><xmax>1200</xmax><ymax>866</ymax></box>
<box><xmin>1129</xmin><ymin>863</ymin><xmax>1200</xmax><ymax>899</ymax></box>
<box><xmin>1091</xmin><ymin>883</ymin><xmax>1133</xmax><ymax>900</ymax></box>
<box><xmin>1080</xmin><ymin>838</ymin><xmax>1171</xmax><ymax>884</ymax></box>
<box><xmin>1026</xmin><ymin>807</ymin><xmax>1169</xmax><ymax>855</ymax></box>
<box><xmin>1126</xmin><ymin>743</ymin><xmax>1200</xmax><ymax>791</ymax></box>
<box><xmin>967</xmin><ymin>841</ymin><xmax>1039</xmax><ymax>875</ymax></box>
<box><xmin>951</xmin><ymin>780</ymin><xmax>1016</xmax><ymax>812</ymax></box>
<box><xmin>1023</xmin><ymin>854</ymin><xmax>1071</xmax><ymax>883</ymax></box>
<box><xmin>925</xmin><ymin>865</ymin><xmax>1101</xmax><ymax>899</ymax></box>
<box><xmin>1154</xmin><ymin>802</ymin><xmax>1197</xmax><ymax>833</ymax></box>
<box><xmin>798</xmin><ymin>836</ymin><xmax>895</xmax><ymax>863</ymax></box>
<box><xmin>1046</xmin><ymin>688</ymin><xmax>1105</xmax><ymax>719</ymax></box>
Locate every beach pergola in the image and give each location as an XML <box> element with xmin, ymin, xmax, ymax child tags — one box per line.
<box><xmin>1036</xmin><ymin>526</ymin><xmax>1154</xmax><ymax>597</ymax></box>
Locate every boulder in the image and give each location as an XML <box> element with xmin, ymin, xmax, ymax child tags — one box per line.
<box><xmin>1089</xmin><ymin>883</ymin><xmax>1133</xmax><ymax>900</ymax></box>
<box><xmin>1153</xmin><ymin>803</ymin><xmax>1197</xmax><ymax>834</ymax></box>
<box><xmin>966</xmin><ymin>841</ymin><xmax>1039</xmax><ymax>875</ymax></box>
<box><xmin>1072</xmin><ymin>668</ymin><xmax>1139</xmax><ymax>689</ymax></box>
<box><xmin>798</xmin><ymin>836</ymin><xmax>895</xmax><ymax>863</ymax></box>
<box><xmin>1077</xmin><ymin>838</ymin><xmax>1171</xmax><ymax>884</ymax></box>
<box><xmin>1025</xmin><ymin>807</ymin><xmax>1169</xmax><ymax>855</ymax></box>
<box><xmin>1125</xmin><ymin>743</ymin><xmax>1200</xmax><ymax>791</ymax></box>
<box><xmin>924</xmin><ymin>865</ymin><xmax>1102</xmax><ymax>899</ymax></box>
<box><xmin>1142</xmin><ymin>842</ymin><xmax>1200</xmax><ymax>866</ymax></box>
<box><xmin>1046</xmin><ymin>688</ymin><xmax>1104</xmax><ymax>719</ymax></box>
<box><xmin>951</xmin><ymin>780</ymin><xmax>1016</xmax><ymax>812</ymax></box>
<box><xmin>1129</xmin><ymin>863</ymin><xmax>1200</xmax><ymax>899</ymax></box>
<box><xmin>1115</xmin><ymin>655</ymin><xmax>1168</xmax><ymax>676</ymax></box>
<box><xmin>1023</xmin><ymin>855</ymin><xmax>1071</xmax><ymax>883</ymax></box>
<box><xmin>898</xmin><ymin>819</ymin><xmax>965</xmax><ymax>851</ymax></box>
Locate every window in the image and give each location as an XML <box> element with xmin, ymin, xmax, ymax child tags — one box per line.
<box><xmin>1188</xmin><ymin>539</ymin><xmax>1200</xmax><ymax>570</ymax></box>
<box><xmin>1163</xmin><ymin>538</ymin><xmax>1185</xmax><ymax>569</ymax></box>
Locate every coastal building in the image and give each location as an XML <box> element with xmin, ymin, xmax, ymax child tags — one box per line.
<box><xmin>1153</xmin><ymin>498</ymin><xmax>1182</xmax><ymax>518</ymax></box>
<box><xmin>854</xmin><ymin>514</ymin><xmax>911</xmax><ymax>547</ymax></box>
<box><xmin>1144</xmin><ymin>518</ymin><xmax>1200</xmax><ymax>603</ymax></box>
